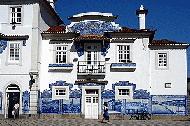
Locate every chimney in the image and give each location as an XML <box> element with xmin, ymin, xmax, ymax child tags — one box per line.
<box><xmin>47</xmin><ymin>0</ymin><xmax>57</xmax><ymax>9</ymax></box>
<box><xmin>136</xmin><ymin>5</ymin><xmax>148</xmax><ymax>29</ymax></box>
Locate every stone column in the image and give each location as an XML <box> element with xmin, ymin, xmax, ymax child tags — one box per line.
<box><xmin>29</xmin><ymin>73</ymin><xmax>39</xmax><ymax>115</ymax></box>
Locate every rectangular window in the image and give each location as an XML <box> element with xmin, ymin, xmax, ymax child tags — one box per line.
<box><xmin>118</xmin><ymin>89</ymin><xmax>130</xmax><ymax>95</ymax></box>
<box><xmin>165</xmin><ymin>83</ymin><xmax>171</xmax><ymax>88</ymax></box>
<box><xmin>10</xmin><ymin>7</ymin><xmax>22</xmax><ymax>24</ymax></box>
<box><xmin>158</xmin><ymin>53</ymin><xmax>167</xmax><ymax>68</ymax></box>
<box><xmin>56</xmin><ymin>46</ymin><xmax>67</xmax><ymax>63</ymax></box>
<box><xmin>118</xmin><ymin>45</ymin><xmax>130</xmax><ymax>63</ymax></box>
<box><xmin>9</xmin><ymin>42</ymin><xmax>20</xmax><ymax>62</ymax></box>
<box><xmin>55</xmin><ymin>89</ymin><xmax>66</xmax><ymax>96</ymax></box>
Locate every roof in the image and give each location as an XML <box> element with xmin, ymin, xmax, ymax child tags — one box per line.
<box><xmin>74</xmin><ymin>35</ymin><xmax>110</xmax><ymax>41</ymax></box>
<box><xmin>45</xmin><ymin>26</ymin><xmax>66</xmax><ymax>33</ymax></box>
<box><xmin>0</xmin><ymin>33</ymin><xmax>29</xmax><ymax>40</ymax></box>
<box><xmin>68</xmin><ymin>12</ymin><xmax>117</xmax><ymax>22</ymax></box>
<box><xmin>149</xmin><ymin>39</ymin><xmax>189</xmax><ymax>49</ymax></box>
<box><xmin>151</xmin><ymin>39</ymin><xmax>188</xmax><ymax>45</ymax></box>
<box><xmin>119</xmin><ymin>27</ymin><xmax>154</xmax><ymax>33</ymax></box>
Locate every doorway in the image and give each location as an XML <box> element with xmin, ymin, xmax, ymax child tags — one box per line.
<box><xmin>6</xmin><ymin>84</ymin><xmax>20</xmax><ymax>118</ymax></box>
<box><xmin>85</xmin><ymin>89</ymin><xmax>99</xmax><ymax>119</ymax></box>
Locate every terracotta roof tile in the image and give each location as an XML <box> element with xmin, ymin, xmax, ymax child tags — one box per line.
<box><xmin>75</xmin><ymin>35</ymin><xmax>109</xmax><ymax>41</ymax></box>
<box><xmin>151</xmin><ymin>39</ymin><xmax>181</xmax><ymax>45</ymax></box>
<box><xmin>46</xmin><ymin>26</ymin><xmax>66</xmax><ymax>33</ymax></box>
<box><xmin>149</xmin><ymin>39</ymin><xmax>189</xmax><ymax>48</ymax></box>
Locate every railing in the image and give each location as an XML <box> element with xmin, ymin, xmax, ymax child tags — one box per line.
<box><xmin>78</xmin><ymin>61</ymin><xmax>105</xmax><ymax>74</ymax></box>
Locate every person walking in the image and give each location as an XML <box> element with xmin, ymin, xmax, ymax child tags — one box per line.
<box><xmin>101</xmin><ymin>102</ymin><xmax>110</xmax><ymax>123</ymax></box>
<box><xmin>13</xmin><ymin>103</ymin><xmax>19</xmax><ymax>119</ymax></box>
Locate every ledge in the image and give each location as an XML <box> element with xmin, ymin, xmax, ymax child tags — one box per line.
<box><xmin>110</xmin><ymin>63</ymin><xmax>136</xmax><ymax>72</ymax></box>
<box><xmin>48</xmin><ymin>64</ymin><xmax>73</xmax><ymax>72</ymax></box>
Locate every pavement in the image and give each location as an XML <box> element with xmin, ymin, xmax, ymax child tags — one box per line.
<box><xmin>0</xmin><ymin>118</ymin><xmax>190</xmax><ymax>126</ymax></box>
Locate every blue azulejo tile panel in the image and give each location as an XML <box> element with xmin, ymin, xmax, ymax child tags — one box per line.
<box><xmin>40</xmin><ymin>89</ymin><xmax>59</xmax><ymax>113</ymax></box>
<box><xmin>62</xmin><ymin>98</ymin><xmax>81</xmax><ymax>113</ymax></box>
<box><xmin>49</xmin><ymin>81</ymin><xmax>73</xmax><ymax>90</ymax></box>
<box><xmin>123</xmin><ymin>99</ymin><xmax>150</xmax><ymax>114</ymax></box>
<box><xmin>41</xmin><ymin>98</ymin><xmax>59</xmax><ymax>113</ymax></box>
<box><xmin>0</xmin><ymin>40</ymin><xmax>7</xmax><ymax>54</ymax></box>
<box><xmin>133</xmin><ymin>89</ymin><xmax>150</xmax><ymax>99</ymax></box>
<box><xmin>22</xmin><ymin>91</ymin><xmax>30</xmax><ymax>113</ymax></box>
<box><xmin>151</xmin><ymin>95</ymin><xmax>187</xmax><ymax>115</ymax></box>
<box><xmin>70</xmin><ymin>89</ymin><xmax>82</xmax><ymax>98</ymax></box>
<box><xmin>102</xmin><ymin>89</ymin><xmax>115</xmax><ymax>99</ymax></box>
<box><xmin>101</xmin><ymin>42</ymin><xmax>110</xmax><ymax>56</ymax></box>
<box><xmin>69</xmin><ymin>21</ymin><xmax>120</xmax><ymax>35</ymax></box>
<box><xmin>74</xmin><ymin>42</ymin><xmax>84</xmax><ymax>57</ymax></box>
<box><xmin>41</xmin><ymin>90</ymin><xmax>52</xmax><ymax>98</ymax></box>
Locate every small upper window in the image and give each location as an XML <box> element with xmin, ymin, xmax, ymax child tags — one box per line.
<box><xmin>10</xmin><ymin>7</ymin><xmax>22</xmax><ymax>24</ymax></box>
<box><xmin>165</xmin><ymin>83</ymin><xmax>171</xmax><ymax>88</ymax></box>
<box><xmin>52</xmin><ymin>86</ymin><xmax>69</xmax><ymax>100</ymax></box>
<box><xmin>158</xmin><ymin>53</ymin><xmax>167</xmax><ymax>69</ymax></box>
<box><xmin>119</xmin><ymin>89</ymin><xmax>130</xmax><ymax>96</ymax></box>
<box><xmin>9</xmin><ymin>42</ymin><xmax>20</xmax><ymax>63</ymax></box>
<box><xmin>55</xmin><ymin>89</ymin><xmax>66</xmax><ymax>96</ymax></box>
<box><xmin>56</xmin><ymin>45</ymin><xmax>67</xmax><ymax>63</ymax></box>
<box><xmin>118</xmin><ymin>45</ymin><xmax>130</xmax><ymax>63</ymax></box>
<box><xmin>115</xmin><ymin>86</ymin><xmax>133</xmax><ymax>100</ymax></box>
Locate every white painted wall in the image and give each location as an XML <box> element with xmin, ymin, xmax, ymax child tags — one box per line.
<box><xmin>0</xmin><ymin>2</ymin><xmax>62</xmax><ymax>115</ymax></box>
<box><xmin>150</xmin><ymin>49</ymin><xmax>187</xmax><ymax>95</ymax></box>
<box><xmin>40</xmin><ymin>35</ymin><xmax>188</xmax><ymax>97</ymax></box>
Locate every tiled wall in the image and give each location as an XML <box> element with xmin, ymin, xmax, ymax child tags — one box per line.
<box><xmin>0</xmin><ymin>81</ymin><xmax>185</xmax><ymax>115</ymax></box>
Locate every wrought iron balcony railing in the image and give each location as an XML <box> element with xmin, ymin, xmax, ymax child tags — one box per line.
<box><xmin>77</xmin><ymin>61</ymin><xmax>105</xmax><ymax>75</ymax></box>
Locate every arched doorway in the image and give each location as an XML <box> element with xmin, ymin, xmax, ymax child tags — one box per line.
<box><xmin>6</xmin><ymin>84</ymin><xmax>20</xmax><ymax>118</ymax></box>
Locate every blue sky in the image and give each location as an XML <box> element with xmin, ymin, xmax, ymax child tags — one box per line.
<box><xmin>55</xmin><ymin>0</ymin><xmax>190</xmax><ymax>76</ymax></box>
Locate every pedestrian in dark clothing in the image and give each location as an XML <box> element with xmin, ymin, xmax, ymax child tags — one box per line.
<box><xmin>101</xmin><ymin>102</ymin><xmax>110</xmax><ymax>123</ymax></box>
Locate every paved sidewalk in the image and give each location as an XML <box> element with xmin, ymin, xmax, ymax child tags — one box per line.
<box><xmin>0</xmin><ymin>118</ymin><xmax>190</xmax><ymax>126</ymax></box>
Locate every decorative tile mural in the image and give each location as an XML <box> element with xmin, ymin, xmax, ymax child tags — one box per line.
<box><xmin>40</xmin><ymin>89</ymin><xmax>59</xmax><ymax>113</ymax></box>
<box><xmin>22</xmin><ymin>91</ymin><xmax>30</xmax><ymax>113</ymax></box>
<box><xmin>37</xmin><ymin>81</ymin><xmax>187</xmax><ymax>115</ymax></box>
<box><xmin>151</xmin><ymin>95</ymin><xmax>187</xmax><ymax>115</ymax></box>
<box><xmin>74</xmin><ymin>42</ymin><xmax>84</xmax><ymax>57</ymax></box>
<box><xmin>40</xmin><ymin>81</ymin><xmax>81</xmax><ymax>114</ymax></box>
<box><xmin>69</xmin><ymin>21</ymin><xmax>120</xmax><ymax>35</ymax></box>
<box><xmin>102</xmin><ymin>81</ymin><xmax>151</xmax><ymax>114</ymax></box>
<box><xmin>0</xmin><ymin>40</ymin><xmax>7</xmax><ymax>54</ymax></box>
<box><xmin>101</xmin><ymin>42</ymin><xmax>110</xmax><ymax>56</ymax></box>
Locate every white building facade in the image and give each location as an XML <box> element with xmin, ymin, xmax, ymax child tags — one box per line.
<box><xmin>0</xmin><ymin>0</ymin><xmax>62</xmax><ymax>118</ymax></box>
<box><xmin>0</xmin><ymin>1</ymin><xmax>189</xmax><ymax>119</ymax></box>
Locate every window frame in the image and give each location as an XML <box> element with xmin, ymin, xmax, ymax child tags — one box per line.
<box><xmin>54</xmin><ymin>44</ymin><xmax>70</xmax><ymax>64</ymax></box>
<box><xmin>7</xmin><ymin>41</ymin><xmax>22</xmax><ymax>65</ymax></box>
<box><xmin>165</xmin><ymin>83</ymin><xmax>171</xmax><ymax>88</ymax></box>
<box><xmin>10</xmin><ymin>6</ymin><xmax>23</xmax><ymax>25</ymax></box>
<box><xmin>52</xmin><ymin>86</ymin><xmax>69</xmax><ymax>100</ymax></box>
<box><xmin>115</xmin><ymin>86</ymin><xmax>133</xmax><ymax>100</ymax></box>
<box><xmin>156</xmin><ymin>51</ymin><xmax>169</xmax><ymax>70</ymax></box>
<box><xmin>116</xmin><ymin>44</ymin><xmax>132</xmax><ymax>63</ymax></box>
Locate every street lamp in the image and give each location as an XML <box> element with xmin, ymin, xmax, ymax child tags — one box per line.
<box><xmin>29</xmin><ymin>72</ymin><xmax>35</xmax><ymax>90</ymax></box>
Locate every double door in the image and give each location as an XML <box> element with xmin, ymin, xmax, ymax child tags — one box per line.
<box><xmin>85</xmin><ymin>89</ymin><xmax>99</xmax><ymax>119</ymax></box>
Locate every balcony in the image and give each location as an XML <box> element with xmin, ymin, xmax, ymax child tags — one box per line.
<box><xmin>110</xmin><ymin>63</ymin><xmax>136</xmax><ymax>72</ymax></box>
<box><xmin>77</xmin><ymin>61</ymin><xmax>105</xmax><ymax>78</ymax></box>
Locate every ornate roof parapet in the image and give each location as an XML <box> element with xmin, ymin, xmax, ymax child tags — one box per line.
<box><xmin>67</xmin><ymin>20</ymin><xmax>121</xmax><ymax>35</ymax></box>
<box><xmin>66</xmin><ymin>12</ymin><xmax>121</xmax><ymax>35</ymax></box>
